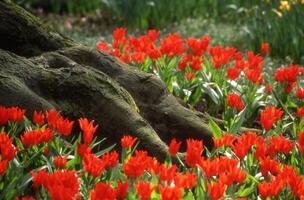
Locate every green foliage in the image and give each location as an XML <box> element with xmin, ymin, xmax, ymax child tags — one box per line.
<box><xmin>98</xmin><ymin>0</ymin><xmax>200</xmax><ymax>29</ymax></box>
<box><xmin>15</xmin><ymin>0</ymin><xmax>103</xmax><ymax>14</ymax></box>
<box><xmin>244</xmin><ymin>1</ymin><xmax>304</xmax><ymax>63</ymax></box>
<box><xmin>201</xmin><ymin>0</ymin><xmax>304</xmax><ymax>62</ymax></box>
<box><xmin>208</xmin><ymin>118</ymin><xmax>223</xmax><ymax>139</ymax></box>
<box><xmin>16</xmin><ymin>0</ymin><xmax>304</xmax><ymax>66</ymax></box>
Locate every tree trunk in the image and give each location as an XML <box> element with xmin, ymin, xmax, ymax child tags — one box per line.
<box><xmin>0</xmin><ymin>1</ymin><xmax>259</xmax><ymax>161</ymax></box>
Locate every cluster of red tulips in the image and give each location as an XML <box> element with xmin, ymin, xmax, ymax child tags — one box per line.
<box><xmin>0</xmin><ymin>27</ymin><xmax>303</xmax><ymax>199</ymax></box>
<box><xmin>97</xmin><ymin>27</ymin><xmax>267</xmax><ymax>83</ymax></box>
<box><xmin>97</xmin><ymin>28</ymin><xmax>303</xmax><ymax>122</ymax></box>
<box><xmin>0</xmin><ymin>101</ymin><xmax>303</xmax><ymax>199</ymax></box>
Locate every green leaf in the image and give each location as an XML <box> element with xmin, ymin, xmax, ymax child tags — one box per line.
<box><xmin>17</xmin><ymin>172</ymin><xmax>33</xmax><ymax>192</ymax></box>
<box><xmin>23</xmin><ymin>148</ymin><xmax>43</xmax><ymax>168</ymax></box>
<box><xmin>285</xmin><ymin>101</ymin><xmax>298</xmax><ymax>109</ymax></box>
<box><xmin>129</xmin><ymin>141</ymin><xmax>140</xmax><ymax>156</ymax></box>
<box><xmin>189</xmin><ymin>86</ymin><xmax>202</xmax><ymax>106</ymax></box>
<box><xmin>214</xmin><ymin>84</ymin><xmax>223</xmax><ymax>101</ymax></box>
<box><xmin>230</xmin><ymin>108</ymin><xmax>247</xmax><ymax>134</ymax></box>
<box><xmin>202</xmin><ymin>83</ymin><xmax>220</xmax><ymax>105</ymax></box>
<box><xmin>282</xmin><ymin>122</ymin><xmax>293</xmax><ymax>131</ymax></box>
<box><xmin>208</xmin><ymin>118</ymin><xmax>222</xmax><ymax>138</ymax></box>
<box><xmin>236</xmin><ymin>182</ymin><xmax>256</xmax><ymax>197</ymax></box>
<box><xmin>184</xmin><ymin>191</ymin><xmax>195</xmax><ymax>200</ymax></box>
<box><xmin>0</xmin><ymin>176</ymin><xmax>18</xmax><ymax>199</ymax></box>
<box><xmin>91</xmin><ymin>138</ymin><xmax>106</xmax><ymax>149</ymax></box>
<box><xmin>150</xmin><ymin>174</ymin><xmax>159</xmax><ymax>185</ymax></box>
<box><xmin>95</xmin><ymin>143</ymin><xmax>116</xmax><ymax>157</ymax></box>
<box><xmin>195</xmin><ymin>168</ymin><xmax>206</xmax><ymax>199</ymax></box>
<box><xmin>150</xmin><ymin>190</ymin><xmax>161</xmax><ymax>200</ymax></box>
<box><xmin>66</xmin><ymin>158</ymin><xmax>78</xmax><ymax>169</ymax></box>
<box><xmin>42</xmin><ymin>155</ymin><xmax>53</xmax><ymax>173</ymax></box>
<box><xmin>247</xmin><ymin>174</ymin><xmax>259</xmax><ymax>183</ymax></box>
<box><xmin>251</xmin><ymin>95</ymin><xmax>265</xmax><ymax>112</ymax></box>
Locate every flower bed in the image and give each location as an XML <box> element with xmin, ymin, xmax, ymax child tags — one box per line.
<box><xmin>0</xmin><ymin>103</ymin><xmax>303</xmax><ymax>199</ymax></box>
<box><xmin>0</xmin><ymin>27</ymin><xmax>303</xmax><ymax>199</ymax></box>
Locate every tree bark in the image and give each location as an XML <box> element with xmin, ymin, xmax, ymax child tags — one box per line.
<box><xmin>0</xmin><ymin>1</ymin><xmax>260</xmax><ymax>161</ymax></box>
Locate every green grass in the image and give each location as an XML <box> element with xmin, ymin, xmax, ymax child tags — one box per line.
<box><xmin>46</xmin><ymin>15</ymin><xmax>246</xmax><ymax>49</ymax></box>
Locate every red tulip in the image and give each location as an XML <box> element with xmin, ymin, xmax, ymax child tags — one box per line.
<box><xmin>45</xmin><ymin>108</ymin><xmax>61</xmax><ymax>128</ymax></box>
<box><xmin>0</xmin><ymin>132</ymin><xmax>17</xmax><ymax>161</ymax></box>
<box><xmin>55</xmin><ymin>117</ymin><xmax>74</xmax><ymax>136</ymax></box>
<box><xmin>134</xmin><ymin>181</ymin><xmax>155</xmax><ymax>200</ymax></box>
<box><xmin>90</xmin><ymin>182</ymin><xmax>116</xmax><ymax>200</ymax></box>
<box><xmin>120</xmin><ymin>135</ymin><xmax>137</xmax><ymax>149</ymax></box>
<box><xmin>227</xmin><ymin>67</ymin><xmax>240</xmax><ymax>80</ymax></box>
<box><xmin>82</xmin><ymin>154</ymin><xmax>105</xmax><ymax>177</ymax></box>
<box><xmin>32</xmin><ymin>169</ymin><xmax>80</xmax><ymax>200</ymax></box>
<box><xmin>96</xmin><ymin>41</ymin><xmax>108</xmax><ymax>51</ymax></box>
<box><xmin>115</xmin><ymin>180</ymin><xmax>129</xmax><ymax>199</ymax></box>
<box><xmin>296</xmin><ymin>87</ymin><xmax>304</xmax><ymax>99</ymax></box>
<box><xmin>53</xmin><ymin>156</ymin><xmax>67</xmax><ymax>169</ymax></box>
<box><xmin>297</xmin><ymin>108</ymin><xmax>304</xmax><ymax>118</ymax></box>
<box><xmin>274</xmin><ymin>64</ymin><xmax>299</xmax><ymax>83</ymax></box>
<box><xmin>78</xmin><ymin>118</ymin><xmax>98</xmax><ymax>145</ymax></box>
<box><xmin>158</xmin><ymin>185</ymin><xmax>182</xmax><ymax>200</ymax></box>
<box><xmin>227</xmin><ymin>93</ymin><xmax>244</xmax><ymax>112</ymax></box>
<box><xmin>33</xmin><ymin>111</ymin><xmax>45</xmax><ymax>126</ymax></box>
<box><xmin>261</xmin><ymin>42</ymin><xmax>269</xmax><ymax>55</ymax></box>
<box><xmin>0</xmin><ymin>160</ymin><xmax>8</xmax><ymax>175</ymax></box>
<box><xmin>207</xmin><ymin>181</ymin><xmax>226</xmax><ymax>200</ymax></box>
<box><xmin>21</xmin><ymin>128</ymin><xmax>53</xmax><ymax>147</ymax></box>
<box><xmin>159</xmin><ymin>33</ymin><xmax>185</xmax><ymax>57</ymax></box>
<box><xmin>8</xmin><ymin>106</ymin><xmax>25</xmax><ymax>122</ymax></box>
<box><xmin>259</xmin><ymin>106</ymin><xmax>283</xmax><ymax>130</ymax></box>
<box><xmin>185</xmin><ymin>139</ymin><xmax>203</xmax><ymax>167</ymax></box>
<box><xmin>123</xmin><ymin>155</ymin><xmax>145</xmax><ymax>178</ymax></box>
<box><xmin>174</xmin><ymin>171</ymin><xmax>197</xmax><ymax>189</ymax></box>
<box><xmin>259</xmin><ymin>157</ymin><xmax>281</xmax><ymax>177</ymax></box>
<box><xmin>101</xmin><ymin>150</ymin><xmax>119</xmax><ymax>169</ymax></box>
<box><xmin>168</xmin><ymin>138</ymin><xmax>181</xmax><ymax>156</ymax></box>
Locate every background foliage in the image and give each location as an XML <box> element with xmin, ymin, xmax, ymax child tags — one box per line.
<box><xmin>15</xmin><ymin>0</ymin><xmax>304</xmax><ymax>63</ymax></box>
